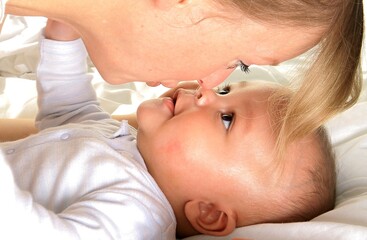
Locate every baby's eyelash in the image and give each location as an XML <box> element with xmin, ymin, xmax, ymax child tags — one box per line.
<box><xmin>216</xmin><ymin>83</ymin><xmax>231</xmax><ymax>95</ymax></box>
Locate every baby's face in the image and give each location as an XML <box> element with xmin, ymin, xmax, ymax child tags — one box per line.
<box><xmin>137</xmin><ymin>81</ymin><xmax>321</xmax><ymax>228</ymax></box>
<box><xmin>137</xmin><ymin>81</ymin><xmax>282</xmax><ymax>205</ymax></box>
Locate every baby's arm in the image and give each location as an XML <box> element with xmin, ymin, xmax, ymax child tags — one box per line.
<box><xmin>36</xmin><ymin>20</ymin><xmax>110</xmax><ymax>130</ymax></box>
<box><xmin>44</xmin><ymin>19</ymin><xmax>80</xmax><ymax>41</ymax></box>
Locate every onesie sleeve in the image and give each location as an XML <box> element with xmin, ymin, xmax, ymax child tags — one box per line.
<box><xmin>35</xmin><ymin>37</ymin><xmax>110</xmax><ymax>130</ymax></box>
<box><xmin>0</xmin><ymin>152</ymin><xmax>77</xmax><ymax>239</ymax></box>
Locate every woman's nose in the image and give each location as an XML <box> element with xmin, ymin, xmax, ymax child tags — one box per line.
<box><xmin>199</xmin><ymin>67</ymin><xmax>235</xmax><ymax>89</ymax></box>
<box><xmin>195</xmin><ymin>88</ymin><xmax>217</xmax><ymax>106</ymax></box>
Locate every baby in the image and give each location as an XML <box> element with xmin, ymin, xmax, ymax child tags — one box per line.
<box><xmin>0</xmin><ymin>23</ymin><xmax>335</xmax><ymax>239</ymax></box>
<box><xmin>137</xmin><ymin>81</ymin><xmax>336</xmax><ymax>237</ymax></box>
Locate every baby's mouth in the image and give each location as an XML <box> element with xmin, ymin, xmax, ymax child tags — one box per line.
<box><xmin>171</xmin><ymin>89</ymin><xmax>184</xmax><ymax>116</ymax></box>
<box><xmin>172</xmin><ymin>89</ymin><xmax>180</xmax><ymax>106</ymax></box>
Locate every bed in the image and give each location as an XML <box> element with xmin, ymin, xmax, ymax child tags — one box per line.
<box><xmin>1</xmin><ymin>13</ymin><xmax>367</xmax><ymax>240</ymax></box>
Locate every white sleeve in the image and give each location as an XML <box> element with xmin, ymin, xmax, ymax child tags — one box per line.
<box><xmin>36</xmin><ymin>37</ymin><xmax>110</xmax><ymax>130</ymax></box>
<box><xmin>0</xmin><ymin>150</ymin><xmax>174</xmax><ymax>240</ymax></box>
<box><xmin>0</xmin><ymin>152</ymin><xmax>77</xmax><ymax>239</ymax></box>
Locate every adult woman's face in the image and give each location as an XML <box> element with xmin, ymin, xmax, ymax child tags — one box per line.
<box><xmin>80</xmin><ymin>0</ymin><xmax>324</xmax><ymax>88</ymax></box>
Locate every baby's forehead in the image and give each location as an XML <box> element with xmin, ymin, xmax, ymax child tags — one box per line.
<box><xmin>232</xmin><ymin>80</ymin><xmax>291</xmax><ymax>113</ymax></box>
<box><xmin>230</xmin><ymin>81</ymin><xmax>289</xmax><ymax>102</ymax></box>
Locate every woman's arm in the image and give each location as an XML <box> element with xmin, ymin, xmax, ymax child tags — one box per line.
<box><xmin>0</xmin><ymin>118</ymin><xmax>37</xmax><ymax>142</ymax></box>
<box><xmin>0</xmin><ymin>15</ymin><xmax>5</xmax><ymax>33</ymax></box>
<box><xmin>6</xmin><ymin>0</ymin><xmax>78</xmax><ymax>19</ymax></box>
<box><xmin>0</xmin><ymin>115</ymin><xmax>136</xmax><ymax>142</ymax></box>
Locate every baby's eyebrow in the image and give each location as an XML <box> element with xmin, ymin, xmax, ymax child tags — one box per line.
<box><xmin>225</xmin><ymin>81</ymin><xmax>246</xmax><ymax>93</ymax></box>
<box><xmin>231</xmin><ymin>116</ymin><xmax>249</xmax><ymax>143</ymax></box>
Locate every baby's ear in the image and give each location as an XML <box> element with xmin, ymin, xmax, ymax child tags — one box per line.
<box><xmin>184</xmin><ymin>200</ymin><xmax>236</xmax><ymax>236</ymax></box>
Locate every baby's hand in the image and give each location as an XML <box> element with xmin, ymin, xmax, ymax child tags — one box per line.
<box><xmin>44</xmin><ymin>19</ymin><xmax>80</xmax><ymax>41</ymax></box>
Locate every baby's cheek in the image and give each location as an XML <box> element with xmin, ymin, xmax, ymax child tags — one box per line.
<box><xmin>159</xmin><ymin>123</ymin><xmax>196</xmax><ymax>163</ymax></box>
<box><xmin>161</xmin><ymin>138</ymin><xmax>184</xmax><ymax>158</ymax></box>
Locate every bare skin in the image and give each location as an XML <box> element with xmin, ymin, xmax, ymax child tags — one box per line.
<box><xmin>0</xmin><ymin>15</ymin><xmax>5</xmax><ymax>32</ymax></box>
<box><xmin>4</xmin><ymin>0</ymin><xmax>325</xmax><ymax>88</ymax></box>
<box><xmin>0</xmin><ymin>118</ymin><xmax>37</xmax><ymax>142</ymax></box>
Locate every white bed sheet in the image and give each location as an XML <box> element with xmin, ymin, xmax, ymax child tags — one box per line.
<box><xmin>1</xmin><ymin>12</ymin><xmax>367</xmax><ymax>240</ymax></box>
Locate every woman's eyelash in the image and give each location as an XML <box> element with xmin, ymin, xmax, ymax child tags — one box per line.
<box><xmin>227</xmin><ymin>61</ymin><xmax>250</xmax><ymax>74</ymax></box>
<box><xmin>238</xmin><ymin>61</ymin><xmax>250</xmax><ymax>73</ymax></box>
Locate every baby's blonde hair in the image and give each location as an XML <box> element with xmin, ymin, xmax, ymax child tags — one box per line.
<box><xmin>289</xmin><ymin>126</ymin><xmax>336</xmax><ymax>221</ymax></box>
<box><xmin>265</xmin><ymin>85</ymin><xmax>336</xmax><ymax>223</ymax></box>
<box><xmin>276</xmin><ymin>126</ymin><xmax>336</xmax><ymax>223</ymax></box>
<box><xmin>218</xmin><ymin>0</ymin><xmax>364</xmax><ymax>147</ymax></box>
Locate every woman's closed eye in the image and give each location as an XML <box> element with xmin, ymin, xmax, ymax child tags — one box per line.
<box><xmin>227</xmin><ymin>60</ymin><xmax>250</xmax><ymax>74</ymax></box>
<box><xmin>238</xmin><ymin>61</ymin><xmax>250</xmax><ymax>74</ymax></box>
<box><xmin>221</xmin><ymin>113</ymin><xmax>233</xmax><ymax>130</ymax></box>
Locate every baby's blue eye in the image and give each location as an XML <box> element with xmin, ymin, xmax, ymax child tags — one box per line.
<box><xmin>221</xmin><ymin>113</ymin><xmax>233</xmax><ymax>130</ymax></box>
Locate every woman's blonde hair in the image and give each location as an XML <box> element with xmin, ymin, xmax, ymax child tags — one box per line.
<box><xmin>220</xmin><ymin>0</ymin><xmax>364</xmax><ymax>148</ymax></box>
